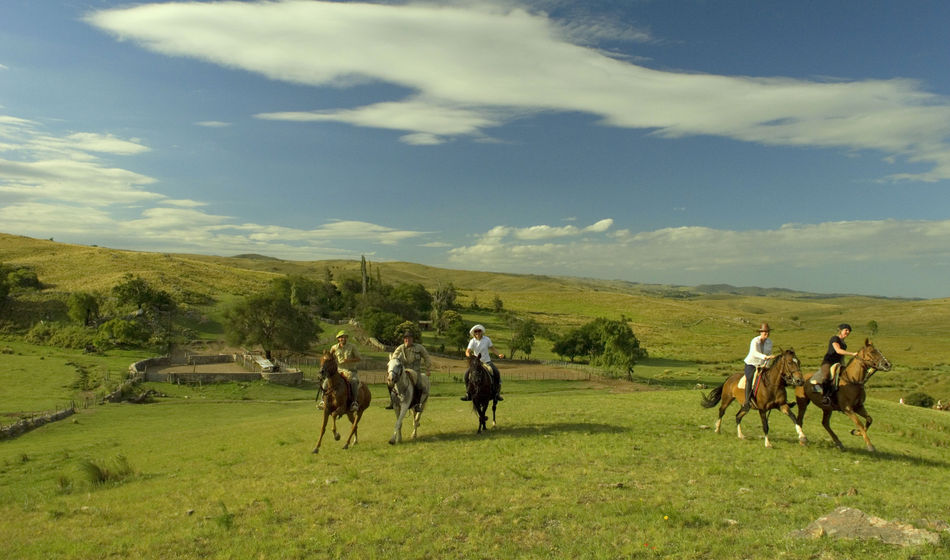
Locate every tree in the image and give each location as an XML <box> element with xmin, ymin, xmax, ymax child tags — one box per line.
<box><xmin>492</xmin><ymin>295</ymin><xmax>504</xmax><ymax>313</ymax></box>
<box><xmin>224</xmin><ymin>285</ymin><xmax>320</xmax><ymax>361</ymax></box>
<box><xmin>112</xmin><ymin>274</ymin><xmax>174</xmax><ymax>314</ymax></box>
<box><xmin>359</xmin><ymin>309</ymin><xmax>404</xmax><ymax>346</ymax></box>
<box><xmin>509</xmin><ymin>317</ymin><xmax>539</xmax><ymax>359</ymax></box>
<box><xmin>68</xmin><ymin>292</ymin><xmax>100</xmax><ymax>326</ymax></box>
<box><xmin>867</xmin><ymin>320</ymin><xmax>879</xmax><ymax>336</ymax></box>
<box><xmin>551</xmin><ymin>317</ymin><xmax>646</xmax><ymax>376</ymax></box>
<box><xmin>393</xmin><ymin>320</ymin><xmax>421</xmax><ymax>342</ymax></box>
<box><xmin>438</xmin><ymin>310</ymin><xmax>469</xmax><ymax>352</ymax></box>
<box><xmin>432</xmin><ymin>283</ymin><xmax>457</xmax><ymax>333</ymax></box>
<box><xmin>589</xmin><ymin>316</ymin><xmax>646</xmax><ymax>378</ymax></box>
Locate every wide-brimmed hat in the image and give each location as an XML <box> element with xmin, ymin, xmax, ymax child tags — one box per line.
<box><xmin>470</xmin><ymin>324</ymin><xmax>486</xmax><ymax>336</ymax></box>
<box><xmin>758</xmin><ymin>322</ymin><xmax>771</xmax><ymax>333</ymax></box>
<box><xmin>335</xmin><ymin>330</ymin><xmax>348</xmax><ymax>338</ymax></box>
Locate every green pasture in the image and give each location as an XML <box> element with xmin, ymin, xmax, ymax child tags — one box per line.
<box><xmin>2</xmin><ymin>377</ymin><xmax>949</xmax><ymax>559</ymax></box>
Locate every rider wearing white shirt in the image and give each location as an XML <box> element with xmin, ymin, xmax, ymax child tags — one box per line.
<box><xmin>462</xmin><ymin>324</ymin><xmax>504</xmax><ymax>401</ymax></box>
<box><xmin>741</xmin><ymin>322</ymin><xmax>775</xmax><ymax>410</ymax></box>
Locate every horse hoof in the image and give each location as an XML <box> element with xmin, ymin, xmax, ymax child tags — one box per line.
<box><xmin>799</xmin><ymin>438</ymin><xmax>808</xmax><ymax>446</ymax></box>
<box><xmin>311</xmin><ymin>448</ymin><xmax>319</xmax><ymax>454</ymax></box>
<box><xmin>389</xmin><ymin>439</ymin><xmax>396</xmax><ymax>445</ymax></box>
<box><xmin>867</xmin><ymin>445</ymin><xmax>876</xmax><ymax>452</ymax></box>
<box><xmin>334</xmin><ymin>434</ymin><xmax>341</xmax><ymax>441</ymax></box>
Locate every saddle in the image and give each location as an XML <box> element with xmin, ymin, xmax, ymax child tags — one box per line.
<box><xmin>737</xmin><ymin>367</ymin><xmax>764</xmax><ymax>396</ymax></box>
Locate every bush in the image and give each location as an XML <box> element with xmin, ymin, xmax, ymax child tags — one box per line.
<box><xmin>904</xmin><ymin>392</ymin><xmax>935</xmax><ymax>408</ymax></box>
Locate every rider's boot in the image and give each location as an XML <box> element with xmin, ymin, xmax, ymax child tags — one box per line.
<box><xmin>460</xmin><ymin>392</ymin><xmax>472</xmax><ymax>401</ymax></box>
<box><xmin>385</xmin><ymin>389</ymin><xmax>395</xmax><ymax>409</ymax></box>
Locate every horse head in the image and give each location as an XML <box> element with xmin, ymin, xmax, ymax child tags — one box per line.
<box><xmin>465</xmin><ymin>352</ymin><xmax>483</xmax><ymax>374</ymax></box>
<box><xmin>386</xmin><ymin>357</ymin><xmax>404</xmax><ymax>388</ymax></box>
<box><xmin>856</xmin><ymin>339</ymin><xmax>892</xmax><ymax>372</ymax></box>
<box><xmin>776</xmin><ymin>348</ymin><xmax>804</xmax><ymax>387</ymax></box>
<box><xmin>320</xmin><ymin>349</ymin><xmax>339</xmax><ymax>379</ymax></box>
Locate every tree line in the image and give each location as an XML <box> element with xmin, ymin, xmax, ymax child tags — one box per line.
<box><xmin>2</xmin><ymin>259</ymin><xmax>649</xmax><ymax>376</ymax></box>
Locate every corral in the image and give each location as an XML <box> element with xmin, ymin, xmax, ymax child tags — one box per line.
<box><xmin>130</xmin><ymin>354</ymin><xmax>303</xmax><ymax>386</ymax></box>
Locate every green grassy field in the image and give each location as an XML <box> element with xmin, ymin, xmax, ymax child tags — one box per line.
<box><xmin>1</xmin><ymin>379</ymin><xmax>948</xmax><ymax>559</ymax></box>
<box><xmin>2</xmin><ymin>232</ymin><xmax>950</xmax><ymax>558</ymax></box>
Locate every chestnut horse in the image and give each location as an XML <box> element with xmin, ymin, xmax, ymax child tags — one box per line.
<box><xmin>700</xmin><ymin>348</ymin><xmax>806</xmax><ymax>448</ymax></box>
<box><xmin>465</xmin><ymin>353</ymin><xmax>497</xmax><ymax>433</ymax></box>
<box><xmin>386</xmin><ymin>356</ymin><xmax>430</xmax><ymax>444</ymax></box>
<box><xmin>794</xmin><ymin>339</ymin><xmax>892</xmax><ymax>451</ymax></box>
<box><xmin>312</xmin><ymin>350</ymin><xmax>371</xmax><ymax>454</ymax></box>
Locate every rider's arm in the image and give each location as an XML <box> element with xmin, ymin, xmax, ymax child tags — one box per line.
<box><xmin>832</xmin><ymin>342</ymin><xmax>857</xmax><ymax>357</ymax></box>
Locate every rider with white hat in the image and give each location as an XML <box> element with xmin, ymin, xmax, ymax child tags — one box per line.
<box><xmin>462</xmin><ymin>324</ymin><xmax>504</xmax><ymax>402</ymax></box>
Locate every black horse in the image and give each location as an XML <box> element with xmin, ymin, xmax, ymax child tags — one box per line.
<box><xmin>465</xmin><ymin>353</ymin><xmax>497</xmax><ymax>433</ymax></box>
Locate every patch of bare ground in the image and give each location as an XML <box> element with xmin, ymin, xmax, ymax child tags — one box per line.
<box><xmin>425</xmin><ymin>356</ymin><xmax>657</xmax><ymax>393</ymax></box>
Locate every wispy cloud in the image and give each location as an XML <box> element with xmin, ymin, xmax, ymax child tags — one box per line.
<box><xmin>0</xmin><ymin>113</ymin><xmax>434</xmax><ymax>258</ymax></box>
<box><xmin>448</xmin><ymin>218</ymin><xmax>950</xmax><ymax>296</ymax></box>
<box><xmin>195</xmin><ymin>120</ymin><xmax>231</xmax><ymax>128</ymax></box>
<box><xmin>87</xmin><ymin>0</ymin><xmax>950</xmax><ymax>180</ymax></box>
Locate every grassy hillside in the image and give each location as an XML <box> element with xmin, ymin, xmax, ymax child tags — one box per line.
<box><xmin>3</xmin><ymin>232</ymin><xmax>949</xmax><ymax>401</ymax></box>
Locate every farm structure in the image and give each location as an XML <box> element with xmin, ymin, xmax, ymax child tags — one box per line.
<box><xmin>130</xmin><ymin>354</ymin><xmax>303</xmax><ymax>386</ymax></box>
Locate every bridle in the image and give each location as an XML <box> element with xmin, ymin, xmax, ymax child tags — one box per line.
<box><xmin>851</xmin><ymin>346</ymin><xmax>891</xmax><ymax>383</ymax></box>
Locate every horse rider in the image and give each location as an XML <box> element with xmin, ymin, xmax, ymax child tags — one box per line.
<box><xmin>331</xmin><ymin>330</ymin><xmax>362</xmax><ymax>412</ymax></box>
<box><xmin>741</xmin><ymin>322</ymin><xmax>776</xmax><ymax>411</ymax></box>
<box><xmin>387</xmin><ymin>331</ymin><xmax>431</xmax><ymax>409</ymax></box>
<box><xmin>809</xmin><ymin>323</ymin><xmax>858</xmax><ymax>399</ymax></box>
<box><xmin>461</xmin><ymin>324</ymin><xmax>504</xmax><ymax>402</ymax></box>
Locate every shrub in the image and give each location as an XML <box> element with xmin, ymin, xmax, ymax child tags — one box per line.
<box><xmin>904</xmin><ymin>392</ymin><xmax>935</xmax><ymax>408</ymax></box>
<box><xmin>77</xmin><ymin>455</ymin><xmax>135</xmax><ymax>486</ymax></box>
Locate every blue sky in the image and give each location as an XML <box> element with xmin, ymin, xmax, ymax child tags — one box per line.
<box><xmin>2</xmin><ymin>1</ymin><xmax>950</xmax><ymax>298</ymax></box>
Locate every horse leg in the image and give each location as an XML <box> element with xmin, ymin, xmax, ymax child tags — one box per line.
<box><xmin>759</xmin><ymin>410</ymin><xmax>772</xmax><ymax>448</ymax></box>
<box><xmin>313</xmin><ymin>410</ymin><xmax>331</xmax><ymax>454</ymax></box>
<box><xmin>411</xmin><ymin>409</ymin><xmax>422</xmax><ymax>439</ymax></box>
<box><xmin>735</xmin><ymin>404</ymin><xmax>751</xmax><ymax>440</ymax></box>
<box><xmin>390</xmin><ymin>401</ymin><xmax>408</xmax><ymax>445</ymax></box>
<box><xmin>491</xmin><ymin>399</ymin><xmax>497</xmax><ymax>429</ymax></box>
<box><xmin>795</xmin><ymin>393</ymin><xmax>810</xmax><ymax>428</ymax></box>
<box><xmin>343</xmin><ymin>410</ymin><xmax>361</xmax><ymax>449</ymax></box>
<box><xmin>780</xmin><ymin>403</ymin><xmax>807</xmax><ymax>445</ymax></box>
<box><xmin>331</xmin><ymin>413</ymin><xmax>341</xmax><ymax>441</ymax></box>
<box><xmin>820</xmin><ymin>409</ymin><xmax>844</xmax><ymax>450</ymax></box>
<box><xmin>845</xmin><ymin>405</ymin><xmax>875</xmax><ymax>452</ymax></box>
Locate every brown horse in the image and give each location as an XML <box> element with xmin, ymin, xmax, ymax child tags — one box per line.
<box><xmin>700</xmin><ymin>348</ymin><xmax>806</xmax><ymax>448</ymax></box>
<box><xmin>312</xmin><ymin>349</ymin><xmax>371</xmax><ymax>454</ymax></box>
<box><xmin>794</xmin><ymin>339</ymin><xmax>892</xmax><ymax>451</ymax></box>
<box><xmin>465</xmin><ymin>353</ymin><xmax>497</xmax><ymax>433</ymax></box>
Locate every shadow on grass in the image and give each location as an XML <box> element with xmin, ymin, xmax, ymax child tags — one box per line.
<box><xmin>420</xmin><ymin>421</ymin><xmax>629</xmax><ymax>443</ymax></box>
<box><xmin>806</xmin><ymin>444</ymin><xmax>950</xmax><ymax>469</ymax></box>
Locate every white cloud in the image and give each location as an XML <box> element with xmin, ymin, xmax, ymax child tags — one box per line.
<box><xmin>87</xmin><ymin>0</ymin><xmax>950</xmax><ymax>181</ymax></box>
<box><xmin>448</xmin><ymin>218</ymin><xmax>950</xmax><ymax>296</ymax></box>
<box><xmin>0</xmin><ymin>113</ymin><xmax>437</xmax><ymax>259</ymax></box>
<box><xmin>195</xmin><ymin>120</ymin><xmax>232</xmax><ymax>128</ymax></box>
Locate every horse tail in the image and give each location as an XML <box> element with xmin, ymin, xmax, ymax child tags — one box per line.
<box><xmin>700</xmin><ymin>384</ymin><xmax>724</xmax><ymax>408</ymax></box>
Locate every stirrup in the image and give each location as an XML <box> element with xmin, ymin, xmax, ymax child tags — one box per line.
<box><xmin>811</xmin><ymin>383</ymin><xmax>823</xmax><ymax>394</ymax></box>
<box><xmin>460</xmin><ymin>395</ymin><xmax>472</xmax><ymax>401</ymax></box>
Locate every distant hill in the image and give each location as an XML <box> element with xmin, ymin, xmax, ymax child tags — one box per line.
<box><xmin>2</xmin><ymin>232</ymin><xmax>949</xmax><ymax>374</ymax></box>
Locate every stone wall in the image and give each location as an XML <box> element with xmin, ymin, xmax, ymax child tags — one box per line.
<box><xmin>0</xmin><ymin>408</ymin><xmax>75</xmax><ymax>440</ymax></box>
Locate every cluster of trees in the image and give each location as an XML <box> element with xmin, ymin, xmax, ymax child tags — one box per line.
<box><xmin>223</xmin><ymin>269</ymin><xmax>444</xmax><ymax>360</ymax></box>
<box><xmin>27</xmin><ymin>273</ymin><xmax>184</xmax><ymax>352</ymax></box>
<box><xmin>7</xmin><ymin>257</ymin><xmax>647</xmax><ymax>375</ymax></box>
<box><xmin>551</xmin><ymin>316</ymin><xmax>647</xmax><ymax>376</ymax></box>
<box><xmin>0</xmin><ymin>262</ymin><xmax>41</xmax><ymax>307</ymax></box>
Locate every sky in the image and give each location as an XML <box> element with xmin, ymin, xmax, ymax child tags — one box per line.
<box><xmin>2</xmin><ymin>1</ymin><xmax>950</xmax><ymax>299</ymax></box>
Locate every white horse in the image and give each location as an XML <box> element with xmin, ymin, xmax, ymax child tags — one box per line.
<box><xmin>386</xmin><ymin>356</ymin><xmax>430</xmax><ymax>445</ymax></box>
